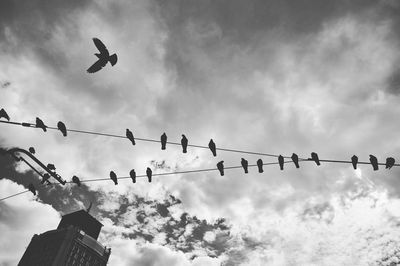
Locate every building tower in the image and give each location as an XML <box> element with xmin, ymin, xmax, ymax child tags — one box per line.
<box><xmin>18</xmin><ymin>208</ymin><xmax>111</xmax><ymax>266</ymax></box>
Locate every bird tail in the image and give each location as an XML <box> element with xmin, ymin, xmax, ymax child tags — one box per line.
<box><xmin>109</xmin><ymin>54</ymin><xmax>118</xmax><ymax>66</ymax></box>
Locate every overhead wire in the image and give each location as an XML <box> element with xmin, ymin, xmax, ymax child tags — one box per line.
<box><xmin>0</xmin><ymin>120</ymin><xmax>294</xmax><ymax>158</ymax></box>
<box><xmin>0</xmin><ymin>160</ymin><xmax>287</xmax><ymax>202</ymax></box>
<box><xmin>1</xmin><ymin>156</ymin><xmax>399</xmax><ymax>202</ymax></box>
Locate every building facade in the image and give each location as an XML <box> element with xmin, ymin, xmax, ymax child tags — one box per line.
<box><xmin>18</xmin><ymin>210</ymin><xmax>111</xmax><ymax>266</ymax></box>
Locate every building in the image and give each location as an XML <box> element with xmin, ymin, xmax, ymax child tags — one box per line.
<box><xmin>18</xmin><ymin>209</ymin><xmax>111</xmax><ymax>266</ymax></box>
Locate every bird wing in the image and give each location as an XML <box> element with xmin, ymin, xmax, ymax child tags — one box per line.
<box><xmin>93</xmin><ymin>38</ymin><xmax>109</xmax><ymax>55</ymax></box>
<box><xmin>87</xmin><ymin>59</ymin><xmax>104</xmax><ymax>73</ymax></box>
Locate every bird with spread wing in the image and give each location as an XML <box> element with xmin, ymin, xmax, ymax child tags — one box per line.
<box><xmin>87</xmin><ymin>38</ymin><xmax>118</xmax><ymax>73</ymax></box>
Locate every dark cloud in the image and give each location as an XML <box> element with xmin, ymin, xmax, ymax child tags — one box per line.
<box><xmin>0</xmin><ymin>0</ymin><xmax>91</xmax><ymax>69</ymax></box>
<box><xmin>98</xmin><ymin>193</ymin><xmax>233</xmax><ymax>258</ymax></box>
<box><xmin>0</xmin><ymin>147</ymin><xmax>103</xmax><ymax>215</ymax></box>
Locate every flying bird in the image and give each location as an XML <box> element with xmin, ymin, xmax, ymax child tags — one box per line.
<box><xmin>161</xmin><ymin>133</ymin><xmax>167</xmax><ymax>150</ymax></box>
<box><xmin>110</xmin><ymin>171</ymin><xmax>118</xmax><ymax>185</ymax></box>
<box><xmin>351</xmin><ymin>155</ymin><xmax>358</xmax><ymax>170</ymax></box>
<box><xmin>291</xmin><ymin>153</ymin><xmax>299</xmax><ymax>168</ymax></box>
<box><xmin>181</xmin><ymin>134</ymin><xmax>188</xmax><ymax>153</ymax></box>
<box><xmin>126</xmin><ymin>129</ymin><xmax>135</xmax><ymax>146</ymax></box>
<box><xmin>36</xmin><ymin>117</ymin><xmax>47</xmax><ymax>132</ymax></box>
<box><xmin>278</xmin><ymin>155</ymin><xmax>284</xmax><ymax>170</ymax></box>
<box><xmin>87</xmin><ymin>38</ymin><xmax>118</xmax><ymax>73</ymax></box>
<box><xmin>311</xmin><ymin>152</ymin><xmax>320</xmax><ymax>166</ymax></box>
<box><xmin>41</xmin><ymin>173</ymin><xmax>50</xmax><ymax>184</ymax></box>
<box><xmin>217</xmin><ymin>161</ymin><xmax>224</xmax><ymax>176</ymax></box>
<box><xmin>257</xmin><ymin>159</ymin><xmax>263</xmax><ymax>173</ymax></box>
<box><xmin>29</xmin><ymin>147</ymin><xmax>36</xmax><ymax>154</ymax></box>
<box><xmin>28</xmin><ymin>183</ymin><xmax>36</xmax><ymax>195</ymax></box>
<box><xmin>72</xmin><ymin>175</ymin><xmax>81</xmax><ymax>187</ymax></box>
<box><xmin>241</xmin><ymin>158</ymin><xmax>248</xmax><ymax>174</ymax></box>
<box><xmin>57</xmin><ymin>121</ymin><xmax>67</xmax><ymax>137</ymax></box>
<box><xmin>146</xmin><ymin>167</ymin><xmax>152</xmax><ymax>183</ymax></box>
<box><xmin>386</xmin><ymin>157</ymin><xmax>395</xmax><ymax>169</ymax></box>
<box><xmin>0</xmin><ymin>108</ymin><xmax>10</xmax><ymax>121</ymax></box>
<box><xmin>208</xmin><ymin>139</ymin><xmax>217</xmax><ymax>157</ymax></box>
<box><xmin>47</xmin><ymin>164</ymin><xmax>56</xmax><ymax>171</ymax></box>
<box><xmin>369</xmin><ymin>155</ymin><xmax>379</xmax><ymax>171</ymax></box>
<box><xmin>130</xmin><ymin>169</ymin><xmax>136</xmax><ymax>183</ymax></box>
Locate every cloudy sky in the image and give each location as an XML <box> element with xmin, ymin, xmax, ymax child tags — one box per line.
<box><xmin>1</xmin><ymin>0</ymin><xmax>400</xmax><ymax>265</ymax></box>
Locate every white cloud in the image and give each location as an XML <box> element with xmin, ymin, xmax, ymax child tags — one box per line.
<box><xmin>0</xmin><ymin>179</ymin><xmax>60</xmax><ymax>266</ymax></box>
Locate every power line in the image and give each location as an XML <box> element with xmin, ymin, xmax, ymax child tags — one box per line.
<box><xmin>1</xmin><ymin>156</ymin><xmax>398</xmax><ymax>202</ymax></box>
<box><xmin>0</xmin><ymin>161</ymin><xmax>284</xmax><ymax>202</ymax></box>
<box><xmin>0</xmin><ymin>120</ymin><xmax>297</xmax><ymax>159</ymax></box>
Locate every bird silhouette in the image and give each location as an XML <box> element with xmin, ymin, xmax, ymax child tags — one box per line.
<box><xmin>181</xmin><ymin>134</ymin><xmax>188</xmax><ymax>153</ymax></box>
<box><xmin>28</xmin><ymin>147</ymin><xmax>36</xmax><ymax>154</ymax></box>
<box><xmin>87</xmin><ymin>38</ymin><xmax>118</xmax><ymax>73</ymax></box>
<box><xmin>110</xmin><ymin>171</ymin><xmax>118</xmax><ymax>185</ymax></box>
<box><xmin>47</xmin><ymin>164</ymin><xmax>56</xmax><ymax>171</ymax></box>
<box><xmin>217</xmin><ymin>161</ymin><xmax>224</xmax><ymax>176</ymax></box>
<box><xmin>351</xmin><ymin>155</ymin><xmax>358</xmax><ymax>170</ymax></box>
<box><xmin>72</xmin><ymin>175</ymin><xmax>81</xmax><ymax>187</ymax></box>
<box><xmin>311</xmin><ymin>152</ymin><xmax>320</xmax><ymax>166</ymax></box>
<box><xmin>161</xmin><ymin>133</ymin><xmax>167</xmax><ymax>150</ymax></box>
<box><xmin>126</xmin><ymin>129</ymin><xmax>135</xmax><ymax>145</ymax></box>
<box><xmin>146</xmin><ymin>167</ymin><xmax>152</xmax><ymax>183</ymax></box>
<box><xmin>36</xmin><ymin>117</ymin><xmax>47</xmax><ymax>132</ymax></box>
<box><xmin>28</xmin><ymin>183</ymin><xmax>36</xmax><ymax>195</ymax></box>
<box><xmin>386</xmin><ymin>157</ymin><xmax>395</xmax><ymax>169</ymax></box>
<box><xmin>369</xmin><ymin>155</ymin><xmax>379</xmax><ymax>171</ymax></box>
<box><xmin>57</xmin><ymin>121</ymin><xmax>67</xmax><ymax>137</ymax></box>
<box><xmin>291</xmin><ymin>153</ymin><xmax>299</xmax><ymax>168</ymax></box>
<box><xmin>0</xmin><ymin>108</ymin><xmax>10</xmax><ymax>121</ymax></box>
<box><xmin>241</xmin><ymin>158</ymin><xmax>248</xmax><ymax>174</ymax></box>
<box><xmin>208</xmin><ymin>139</ymin><xmax>217</xmax><ymax>157</ymax></box>
<box><xmin>130</xmin><ymin>169</ymin><xmax>136</xmax><ymax>183</ymax></box>
<box><xmin>41</xmin><ymin>173</ymin><xmax>50</xmax><ymax>184</ymax></box>
<box><xmin>257</xmin><ymin>159</ymin><xmax>264</xmax><ymax>173</ymax></box>
<box><xmin>278</xmin><ymin>155</ymin><xmax>284</xmax><ymax>170</ymax></box>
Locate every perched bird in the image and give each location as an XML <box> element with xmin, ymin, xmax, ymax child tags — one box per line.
<box><xmin>181</xmin><ymin>134</ymin><xmax>188</xmax><ymax>153</ymax></box>
<box><xmin>369</xmin><ymin>155</ymin><xmax>379</xmax><ymax>171</ymax></box>
<box><xmin>126</xmin><ymin>129</ymin><xmax>135</xmax><ymax>145</ymax></box>
<box><xmin>72</xmin><ymin>175</ymin><xmax>81</xmax><ymax>187</ymax></box>
<box><xmin>257</xmin><ymin>159</ymin><xmax>264</xmax><ymax>173</ymax></box>
<box><xmin>36</xmin><ymin>117</ymin><xmax>47</xmax><ymax>132</ymax></box>
<box><xmin>241</xmin><ymin>158</ymin><xmax>248</xmax><ymax>174</ymax></box>
<box><xmin>291</xmin><ymin>153</ymin><xmax>299</xmax><ymax>168</ymax></box>
<box><xmin>208</xmin><ymin>139</ymin><xmax>217</xmax><ymax>157</ymax></box>
<box><xmin>28</xmin><ymin>147</ymin><xmax>36</xmax><ymax>154</ymax></box>
<box><xmin>386</xmin><ymin>157</ymin><xmax>395</xmax><ymax>169</ymax></box>
<box><xmin>41</xmin><ymin>173</ymin><xmax>50</xmax><ymax>184</ymax></box>
<box><xmin>351</xmin><ymin>155</ymin><xmax>358</xmax><ymax>170</ymax></box>
<box><xmin>130</xmin><ymin>169</ymin><xmax>136</xmax><ymax>183</ymax></box>
<box><xmin>28</xmin><ymin>183</ymin><xmax>36</xmax><ymax>195</ymax></box>
<box><xmin>217</xmin><ymin>161</ymin><xmax>224</xmax><ymax>176</ymax></box>
<box><xmin>87</xmin><ymin>38</ymin><xmax>118</xmax><ymax>73</ymax></box>
<box><xmin>0</xmin><ymin>108</ymin><xmax>10</xmax><ymax>121</ymax></box>
<box><xmin>161</xmin><ymin>133</ymin><xmax>167</xmax><ymax>150</ymax></box>
<box><xmin>57</xmin><ymin>121</ymin><xmax>67</xmax><ymax>137</ymax></box>
<box><xmin>110</xmin><ymin>171</ymin><xmax>118</xmax><ymax>185</ymax></box>
<box><xmin>311</xmin><ymin>152</ymin><xmax>320</xmax><ymax>166</ymax></box>
<box><xmin>47</xmin><ymin>164</ymin><xmax>56</xmax><ymax>171</ymax></box>
<box><xmin>146</xmin><ymin>167</ymin><xmax>152</xmax><ymax>183</ymax></box>
<box><xmin>278</xmin><ymin>155</ymin><xmax>284</xmax><ymax>170</ymax></box>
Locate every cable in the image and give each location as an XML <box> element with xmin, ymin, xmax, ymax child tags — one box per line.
<box><xmin>1</xmin><ymin>156</ymin><xmax>398</xmax><ymax>202</ymax></box>
<box><xmin>0</xmin><ymin>161</ymin><xmax>284</xmax><ymax>201</ymax></box>
<box><xmin>0</xmin><ymin>120</ymin><xmax>295</xmax><ymax>159</ymax></box>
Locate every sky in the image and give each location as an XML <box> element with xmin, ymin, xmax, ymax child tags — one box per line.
<box><xmin>1</xmin><ymin>0</ymin><xmax>400</xmax><ymax>265</ymax></box>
